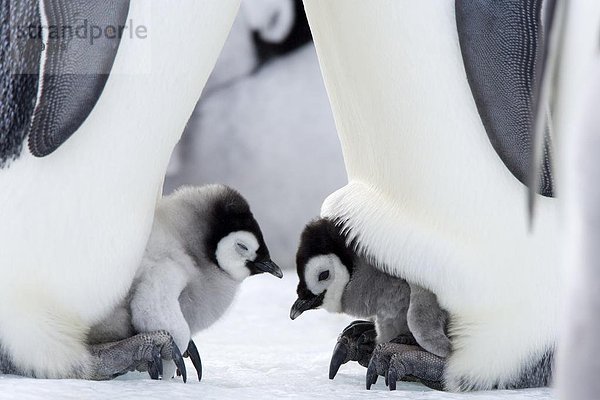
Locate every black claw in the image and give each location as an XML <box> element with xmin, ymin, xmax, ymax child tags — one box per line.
<box><xmin>366</xmin><ymin>359</ymin><xmax>378</xmax><ymax>390</ymax></box>
<box><xmin>149</xmin><ymin>345</ymin><xmax>163</xmax><ymax>380</ymax></box>
<box><xmin>388</xmin><ymin>369</ymin><xmax>398</xmax><ymax>391</ymax></box>
<box><xmin>171</xmin><ymin>343</ymin><xmax>187</xmax><ymax>383</ymax></box>
<box><xmin>148</xmin><ymin>363</ymin><xmax>159</xmax><ymax>380</ymax></box>
<box><xmin>186</xmin><ymin>340</ymin><xmax>202</xmax><ymax>382</ymax></box>
<box><xmin>329</xmin><ymin>342</ymin><xmax>348</xmax><ymax>380</ymax></box>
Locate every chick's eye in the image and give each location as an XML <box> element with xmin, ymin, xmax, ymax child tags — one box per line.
<box><xmin>318</xmin><ymin>270</ymin><xmax>330</xmax><ymax>281</ymax></box>
<box><xmin>237</xmin><ymin>243</ymin><xmax>248</xmax><ymax>252</ymax></box>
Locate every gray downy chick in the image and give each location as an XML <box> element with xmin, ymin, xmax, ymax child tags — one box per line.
<box><xmin>89</xmin><ymin>184</ymin><xmax>282</xmax><ymax>380</ymax></box>
<box><xmin>290</xmin><ymin>218</ymin><xmax>450</xmax><ymax>377</ymax></box>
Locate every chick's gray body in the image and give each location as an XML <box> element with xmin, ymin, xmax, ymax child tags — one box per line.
<box><xmin>343</xmin><ymin>257</ymin><xmax>449</xmax><ymax>356</ymax></box>
<box><xmin>91</xmin><ymin>231</ymin><xmax>239</xmax><ymax>351</ymax></box>
<box><xmin>90</xmin><ymin>185</ymin><xmax>281</xmax><ymax>378</ymax></box>
<box><xmin>292</xmin><ymin>218</ymin><xmax>450</xmax><ymax>358</ymax></box>
<box><xmin>341</xmin><ymin>257</ymin><xmax>411</xmax><ymax>343</ymax></box>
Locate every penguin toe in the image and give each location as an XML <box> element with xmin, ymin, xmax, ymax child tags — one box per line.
<box><xmin>183</xmin><ymin>339</ymin><xmax>202</xmax><ymax>382</ymax></box>
<box><xmin>330</xmin><ymin>320</ymin><xmax>377</xmax><ymax>380</ymax></box>
<box><xmin>134</xmin><ymin>330</ymin><xmax>186</xmax><ymax>382</ymax></box>
<box><xmin>88</xmin><ymin>330</ymin><xmax>187</xmax><ymax>382</ymax></box>
<box><xmin>329</xmin><ymin>341</ymin><xmax>349</xmax><ymax>379</ymax></box>
<box><xmin>340</xmin><ymin>320</ymin><xmax>375</xmax><ymax>338</ymax></box>
<box><xmin>366</xmin><ymin>342</ymin><xmax>445</xmax><ymax>391</ymax></box>
<box><xmin>148</xmin><ymin>344</ymin><xmax>163</xmax><ymax>379</ymax></box>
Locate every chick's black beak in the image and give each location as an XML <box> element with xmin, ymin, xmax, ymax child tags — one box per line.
<box><xmin>290</xmin><ymin>292</ymin><xmax>325</xmax><ymax>320</ymax></box>
<box><xmin>248</xmin><ymin>259</ymin><xmax>283</xmax><ymax>279</ymax></box>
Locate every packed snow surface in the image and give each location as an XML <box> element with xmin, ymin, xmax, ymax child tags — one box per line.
<box><xmin>0</xmin><ymin>276</ymin><xmax>555</xmax><ymax>400</ymax></box>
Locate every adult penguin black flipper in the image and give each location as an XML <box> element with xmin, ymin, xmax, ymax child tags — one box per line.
<box><xmin>455</xmin><ymin>0</ymin><xmax>554</xmax><ymax>197</ymax></box>
<box><xmin>0</xmin><ymin>0</ymin><xmax>41</xmax><ymax>167</ymax></box>
<box><xmin>28</xmin><ymin>0</ymin><xmax>131</xmax><ymax>157</ymax></box>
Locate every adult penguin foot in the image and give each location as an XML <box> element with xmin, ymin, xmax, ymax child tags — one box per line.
<box><xmin>365</xmin><ymin>342</ymin><xmax>444</xmax><ymax>391</ymax></box>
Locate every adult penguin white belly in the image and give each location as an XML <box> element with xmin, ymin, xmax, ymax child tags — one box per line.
<box><xmin>304</xmin><ymin>0</ymin><xmax>560</xmax><ymax>391</ymax></box>
<box><xmin>550</xmin><ymin>2</ymin><xmax>600</xmax><ymax>399</ymax></box>
<box><xmin>0</xmin><ymin>0</ymin><xmax>239</xmax><ymax>379</ymax></box>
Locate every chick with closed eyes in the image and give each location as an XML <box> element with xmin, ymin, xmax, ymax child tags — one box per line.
<box><xmin>89</xmin><ymin>184</ymin><xmax>282</xmax><ymax>381</ymax></box>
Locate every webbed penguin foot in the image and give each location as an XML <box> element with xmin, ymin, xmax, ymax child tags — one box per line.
<box><xmin>329</xmin><ymin>320</ymin><xmax>377</xmax><ymax>379</ymax></box>
<box><xmin>365</xmin><ymin>342</ymin><xmax>444</xmax><ymax>391</ymax></box>
<box><xmin>88</xmin><ymin>330</ymin><xmax>187</xmax><ymax>382</ymax></box>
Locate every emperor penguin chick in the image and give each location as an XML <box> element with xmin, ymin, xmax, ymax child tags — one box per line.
<box><xmin>89</xmin><ymin>185</ymin><xmax>283</xmax><ymax>380</ymax></box>
<box><xmin>290</xmin><ymin>218</ymin><xmax>450</xmax><ymax>381</ymax></box>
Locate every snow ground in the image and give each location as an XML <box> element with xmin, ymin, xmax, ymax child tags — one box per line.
<box><xmin>0</xmin><ymin>276</ymin><xmax>555</xmax><ymax>400</ymax></box>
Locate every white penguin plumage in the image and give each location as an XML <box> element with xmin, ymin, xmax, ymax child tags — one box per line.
<box><xmin>0</xmin><ymin>1</ymin><xmax>241</xmax><ymax>379</ymax></box>
<box><xmin>303</xmin><ymin>0</ymin><xmax>562</xmax><ymax>391</ymax></box>
<box><xmin>545</xmin><ymin>2</ymin><xmax>600</xmax><ymax>399</ymax></box>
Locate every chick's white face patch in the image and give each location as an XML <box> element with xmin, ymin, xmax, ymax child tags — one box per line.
<box><xmin>304</xmin><ymin>254</ymin><xmax>349</xmax><ymax>313</ymax></box>
<box><xmin>216</xmin><ymin>231</ymin><xmax>259</xmax><ymax>281</ymax></box>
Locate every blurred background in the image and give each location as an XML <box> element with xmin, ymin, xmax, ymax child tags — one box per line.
<box><xmin>164</xmin><ymin>0</ymin><xmax>346</xmax><ymax>269</ymax></box>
